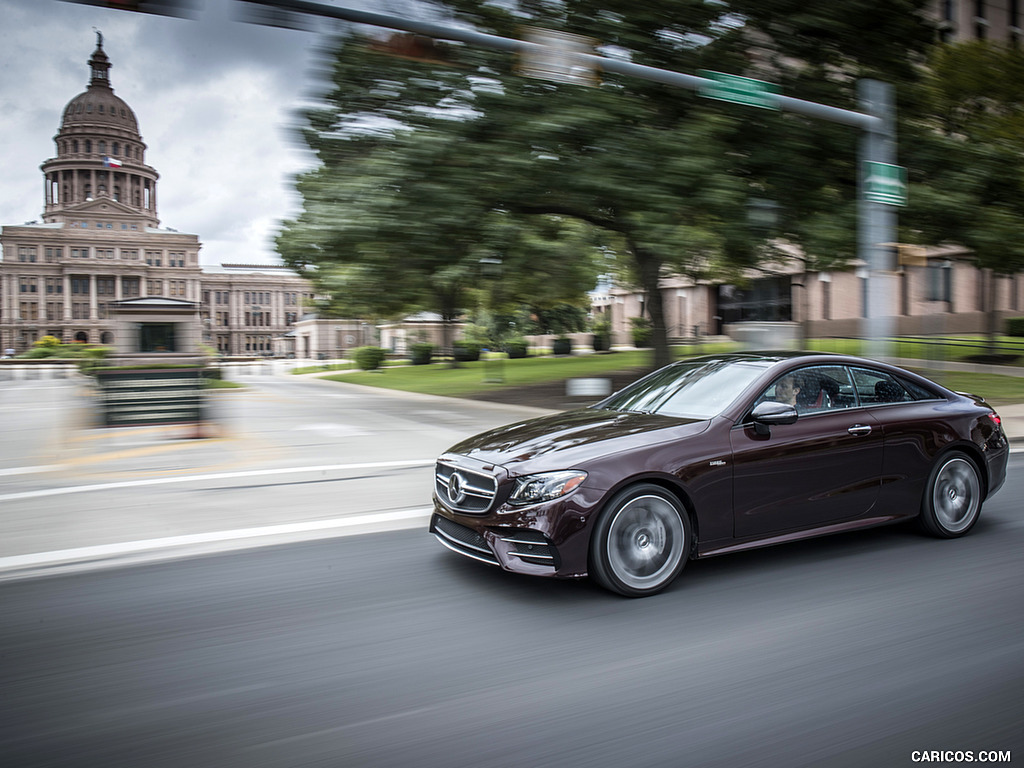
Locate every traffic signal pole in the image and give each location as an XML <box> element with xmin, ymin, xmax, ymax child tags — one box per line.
<box><xmin>858</xmin><ymin>80</ymin><xmax>899</xmax><ymax>358</ymax></box>
<box><xmin>238</xmin><ymin>0</ymin><xmax>898</xmax><ymax>354</ymax></box>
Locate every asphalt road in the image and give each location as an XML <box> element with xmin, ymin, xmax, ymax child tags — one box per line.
<box><xmin>3</xmin><ymin>454</ymin><xmax>1022</xmax><ymax>768</ymax></box>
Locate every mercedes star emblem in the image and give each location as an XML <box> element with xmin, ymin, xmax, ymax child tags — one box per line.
<box><xmin>448</xmin><ymin>472</ymin><xmax>468</xmax><ymax>505</ymax></box>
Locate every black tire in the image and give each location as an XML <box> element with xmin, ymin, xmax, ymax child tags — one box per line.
<box><xmin>918</xmin><ymin>451</ymin><xmax>983</xmax><ymax>538</ymax></box>
<box><xmin>590</xmin><ymin>484</ymin><xmax>691</xmax><ymax>597</ymax></box>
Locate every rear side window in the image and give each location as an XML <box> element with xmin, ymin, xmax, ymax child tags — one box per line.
<box><xmin>850</xmin><ymin>368</ymin><xmax>917</xmax><ymax>405</ymax></box>
<box><xmin>896</xmin><ymin>376</ymin><xmax>942</xmax><ymax>401</ymax></box>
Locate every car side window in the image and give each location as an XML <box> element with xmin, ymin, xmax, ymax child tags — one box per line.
<box><xmin>850</xmin><ymin>368</ymin><xmax>911</xmax><ymax>405</ymax></box>
<box><xmin>896</xmin><ymin>375</ymin><xmax>942</xmax><ymax>401</ymax></box>
<box><xmin>757</xmin><ymin>366</ymin><xmax>855</xmax><ymax>414</ymax></box>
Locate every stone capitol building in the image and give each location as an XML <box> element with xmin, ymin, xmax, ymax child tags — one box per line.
<box><xmin>0</xmin><ymin>35</ymin><xmax>315</xmax><ymax>357</ymax></box>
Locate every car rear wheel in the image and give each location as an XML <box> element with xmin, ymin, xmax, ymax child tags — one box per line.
<box><xmin>590</xmin><ymin>484</ymin><xmax>691</xmax><ymax>597</ymax></box>
<box><xmin>919</xmin><ymin>451</ymin><xmax>982</xmax><ymax>538</ymax></box>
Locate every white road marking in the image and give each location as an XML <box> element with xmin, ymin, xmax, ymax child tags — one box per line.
<box><xmin>293</xmin><ymin>423</ymin><xmax>369</xmax><ymax>437</ymax></box>
<box><xmin>0</xmin><ymin>464</ymin><xmax>62</xmax><ymax>477</ymax></box>
<box><xmin>0</xmin><ymin>459</ymin><xmax>434</xmax><ymax>502</ymax></box>
<box><xmin>0</xmin><ymin>507</ymin><xmax>434</xmax><ymax>574</ymax></box>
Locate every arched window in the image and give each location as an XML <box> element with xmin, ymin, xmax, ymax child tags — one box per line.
<box><xmin>74</xmin><ymin>331</ymin><xmax>89</xmax><ymax>343</ymax></box>
<box><xmin>112</xmin><ymin>142</ymin><xmax>119</xmax><ymax>156</ymax></box>
<box><xmin>98</xmin><ymin>141</ymin><xmax>106</xmax><ymax>155</ymax></box>
<box><xmin>84</xmin><ymin>139</ymin><xmax>92</xmax><ymax>154</ymax></box>
<box><xmin>100</xmin><ymin>331</ymin><xmax>114</xmax><ymax>345</ymax></box>
<box><xmin>72</xmin><ymin>139</ymin><xmax>79</xmax><ymax>153</ymax></box>
<box><xmin>113</xmin><ymin>186</ymin><xmax>121</xmax><ymax>202</ymax></box>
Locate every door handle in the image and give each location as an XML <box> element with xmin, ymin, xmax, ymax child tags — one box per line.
<box><xmin>848</xmin><ymin>424</ymin><xmax>872</xmax><ymax>436</ymax></box>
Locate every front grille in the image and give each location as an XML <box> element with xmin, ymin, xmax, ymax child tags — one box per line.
<box><xmin>498</xmin><ymin>530</ymin><xmax>559</xmax><ymax>568</ymax></box>
<box><xmin>431</xmin><ymin>514</ymin><xmax>499</xmax><ymax>566</ymax></box>
<box><xmin>435</xmin><ymin>462</ymin><xmax>497</xmax><ymax>514</ymax></box>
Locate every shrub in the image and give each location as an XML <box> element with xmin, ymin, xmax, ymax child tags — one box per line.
<box><xmin>460</xmin><ymin>323</ymin><xmax>493</xmax><ymax>349</ymax></box>
<box><xmin>552</xmin><ymin>337</ymin><xmax>573</xmax><ymax>356</ymax></box>
<box><xmin>630</xmin><ymin>317</ymin><xmax>653</xmax><ymax>348</ymax></box>
<box><xmin>19</xmin><ymin>347</ymin><xmax>56</xmax><ymax>359</ymax></box>
<box><xmin>410</xmin><ymin>342</ymin><xmax>434</xmax><ymax>365</ymax></box>
<box><xmin>1006</xmin><ymin>317</ymin><xmax>1024</xmax><ymax>337</ymax></box>
<box><xmin>504</xmin><ymin>338</ymin><xmax>529</xmax><ymax>359</ymax></box>
<box><xmin>452</xmin><ymin>342</ymin><xmax>481</xmax><ymax>362</ymax></box>
<box><xmin>35</xmin><ymin>335</ymin><xmax>63</xmax><ymax>349</ymax></box>
<box><xmin>353</xmin><ymin>346</ymin><xmax>387</xmax><ymax>370</ymax></box>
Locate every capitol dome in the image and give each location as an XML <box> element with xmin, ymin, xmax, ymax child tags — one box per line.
<box><xmin>42</xmin><ymin>34</ymin><xmax>159</xmax><ymax>225</ymax></box>
<box><xmin>59</xmin><ymin>33</ymin><xmax>141</xmax><ymax>138</ymax></box>
<box><xmin>61</xmin><ymin>89</ymin><xmax>140</xmax><ymax>135</ymax></box>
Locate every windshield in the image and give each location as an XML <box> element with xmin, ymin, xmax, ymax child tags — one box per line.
<box><xmin>596</xmin><ymin>360</ymin><xmax>767</xmax><ymax>420</ymax></box>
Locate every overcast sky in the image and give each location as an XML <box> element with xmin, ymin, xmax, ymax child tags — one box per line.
<box><xmin>0</xmin><ymin>0</ymin><xmax>391</xmax><ymax>266</ymax></box>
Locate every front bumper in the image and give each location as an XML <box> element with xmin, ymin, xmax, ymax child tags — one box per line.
<box><xmin>429</xmin><ymin>487</ymin><xmax>602</xmax><ymax>579</ymax></box>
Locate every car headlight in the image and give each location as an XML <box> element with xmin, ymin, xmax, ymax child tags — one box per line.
<box><xmin>508</xmin><ymin>471</ymin><xmax>587</xmax><ymax>506</ymax></box>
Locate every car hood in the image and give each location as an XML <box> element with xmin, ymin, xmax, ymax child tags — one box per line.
<box><xmin>446</xmin><ymin>408</ymin><xmax>709</xmax><ymax>474</ymax></box>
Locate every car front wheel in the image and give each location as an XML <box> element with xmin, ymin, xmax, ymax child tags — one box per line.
<box><xmin>919</xmin><ymin>451</ymin><xmax>983</xmax><ymax>538</ymax></box>
<box><xmin>590</xmin><ymin>484</ymin><xmax>691</xmax><ymax>597</ymax></box>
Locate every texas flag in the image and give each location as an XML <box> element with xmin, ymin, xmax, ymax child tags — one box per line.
<box><xmin>103</xmin><ymin>156</ymin><xmax>123</xmax><ymax>169</ymax></box>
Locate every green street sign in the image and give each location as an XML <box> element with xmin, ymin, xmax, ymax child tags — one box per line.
<box><xmin>698</xmin><ymin>70</ymin><xmax>780</xmax><ymax>110</ymax></box>
<box><xmin>864</xmin><ymin>161</ymin><xmax>908</xmax><ymax>206</ymax></box>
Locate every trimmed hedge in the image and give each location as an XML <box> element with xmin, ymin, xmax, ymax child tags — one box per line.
<box><xmin>409</xmin><ymin>343</ymin><xmax>434</xmax><ymax>366</ymax></box>
<box><xmin>552</xmin><ymin>337</ymin><xmax>573</xmax><ymax>356</ymax></box>
<box><xmin>353</xmin><ymin>346</ymin><xmax>387</xmax><ymax>371</ymax></box>
<box><xmin>452</xmin><ymin>342</ymin><xmax>481</xmax><ymax>362</ymax></box>
<box><xmin>504</xmin><ymin>339</ymin><xmax>529</xmax><ymax>359</ymax></box>
<box><xmin>1007</xmin><ymin>317</ymin><xmax>1024</xmax><ymax>337</ymax></box>
<box><xmin>630</xmin><ymin>317</ymin><xmax>653</xmax><ymax>348</ymax></box>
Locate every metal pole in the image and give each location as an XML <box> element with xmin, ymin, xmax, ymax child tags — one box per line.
<box><xmin>857</xmin><ymin>80</ymin><xmax>898</xmax><ymax>360</ymax></box>
<box><xmin>241</xmin><ymin>0</ymin><xmax>881</xmax><ymax>129</ymax></box>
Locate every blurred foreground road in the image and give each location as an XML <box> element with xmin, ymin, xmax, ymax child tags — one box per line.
<box><xmin>1</xmin><ymin>376</ymin><xmax>1021</xmax><ymax>767</ymax></box>
<box><xmin>3</xmin><ymin>499</ymin><xmax>1023</xmax><ymax>764</ymax></box>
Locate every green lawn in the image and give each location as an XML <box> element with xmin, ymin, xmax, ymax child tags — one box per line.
<box><xmin>808</xmin><ymin>335</ymin><xmax>1024</xmax><ymax>364</ymax></box>
<box><xmin>904</xmin><ymin>370</ymin><xmax>1024</xmax><ymax>407</ymax></box>
<box><xmin>309</xmin><ymin>339</ymin><xmax>1024</xmax><ymax>405</ymax></box>
<box><xmin>321</xmin><ymin>350</ymin><xmax>657</xmax><ymax>397</ymax></box>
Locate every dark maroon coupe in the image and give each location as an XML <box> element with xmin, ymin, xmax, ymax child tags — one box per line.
<box><xmin>430</xmin><ymin>353</ymin><xmax>1009</xmax><ymax>596</ymax></box>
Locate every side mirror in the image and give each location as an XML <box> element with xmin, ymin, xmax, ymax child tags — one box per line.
<box><xmin>749</xmin><ymin>401</ymin><xmax>798</xmax><ymax>435</ymax></box>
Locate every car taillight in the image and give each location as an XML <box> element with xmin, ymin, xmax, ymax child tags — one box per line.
<box><xmin>988</xmin><ymin>412</ymin><xmax>1002</xmax><ymax>428</ymax></box>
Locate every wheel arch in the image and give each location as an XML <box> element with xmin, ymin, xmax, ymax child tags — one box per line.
<box><xmin>935</xmin><ymin>441</ymin><xmax>989</xmax><ymax>499</ymax></box>
<box><xmin>596</xmin><ymin>474</ymin><xmax>700</xmax><ymax>556</ymax></box>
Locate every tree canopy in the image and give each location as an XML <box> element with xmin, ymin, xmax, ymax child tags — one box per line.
<box><xmin>278</xmin><ymin>1</ymin><xmax>946</xmax><ymax>366</ymax></box>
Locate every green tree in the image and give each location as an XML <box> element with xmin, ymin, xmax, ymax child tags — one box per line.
<box><xmin>901</xmin><ymin>41</ymin><xmax>1024</xmax><ymax>347</ymax></box>
<box><xmin>277</xmin><ymin>39</ymin><xmax>603</xmax><ymax>352</ymax></box>
<box><xmin>281</xmin><ymin>1</ymin><xmax>938</xmax><ymax>367</ymax></box>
